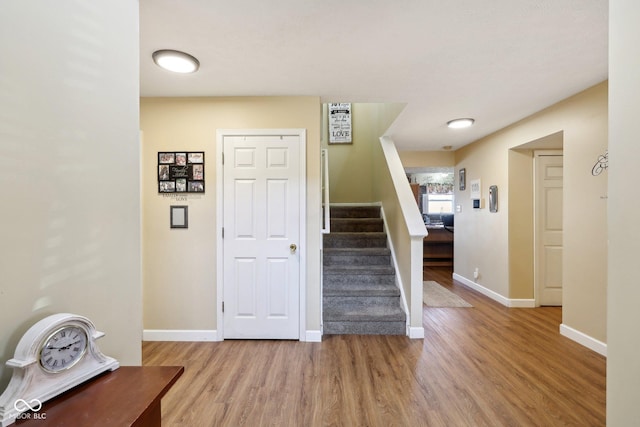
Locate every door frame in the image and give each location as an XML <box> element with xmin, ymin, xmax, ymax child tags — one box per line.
<box><xmin>533</xmin><ymin>149</ymin><xmax>563</xmax><ymax>306</ymax></box>
<box><xmin>216</xmin><ymin>129</ymin><xmax>307</xmax><ymax>341</ymax></box>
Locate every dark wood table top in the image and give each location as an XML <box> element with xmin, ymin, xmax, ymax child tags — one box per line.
<box><xmin>16</xmin><ymin>366</ymin><xmax>184</xmax><ymax>427</ymax></box>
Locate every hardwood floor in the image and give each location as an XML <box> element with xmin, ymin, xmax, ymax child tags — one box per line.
<box><xmin>143</xmin><ymin>267</ymin><xmax>606</xmax><ymax>426</ymax></box>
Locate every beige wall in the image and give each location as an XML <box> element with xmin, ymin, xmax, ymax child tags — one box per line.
<box><xmin>140</xmin><ymin>97</ymin><xmax>321</xmax><ymax>334</ymax></box>
<box><xmin>323</xmin><ymin>103</ymin><xmax>405</xmax><ymax>203</ymax></box>
<box><xmin>455</xmin><ymin>82</ymin><xmax>608</xmax><ymax>343</ymax></box>
<box><xmin>0</xmin><ymin>1</ymin><xmax>141</xmax><ymax>390</ymax></box>
<box><xmin>608</xmin><ymin>0</ymin><xmax>640</xmax><ymax>422</ymax></box>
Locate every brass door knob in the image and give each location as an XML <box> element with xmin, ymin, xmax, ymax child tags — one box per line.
<box><xmin>290</xmin><ymin>244</ymin><xmax>297</xmax><ymax>254</ymax></box>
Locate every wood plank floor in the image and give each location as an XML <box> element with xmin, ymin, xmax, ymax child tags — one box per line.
<box><xmin>142</xmin><ymin>267</ymin><xmax>606</xmax><ymax>426</ymax></box>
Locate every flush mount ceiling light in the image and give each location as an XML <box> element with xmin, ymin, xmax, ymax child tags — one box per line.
<box><xmin>152</xmin><ymin>49</ymin><xmax>199</xmax><ymax>73</ymax></box>
<box><xmin>447</xmin><ymin>118</ymin><xmax>475</xmax><ymax>129</ymax></box>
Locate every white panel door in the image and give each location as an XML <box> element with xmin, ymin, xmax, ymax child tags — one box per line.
<box><xmin>535</xmin><ymin>153</ymin><xmax>563</xmax><ymax>306</ymax></box>
<box><xmin>223</xmin><ymin>134</ymin><xmax>300</xmax><ymax>339</ymax></box>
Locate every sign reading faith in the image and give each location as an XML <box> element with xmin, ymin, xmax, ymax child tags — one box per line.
<box><xmin>328</xmin><ymin>103</ymin><xmax>352</xmax><ymax>144</ymax></box>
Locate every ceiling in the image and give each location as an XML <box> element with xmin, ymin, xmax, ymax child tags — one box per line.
<box><xmin>140</xmin><ymin>0</ymin><xmax>608</xmax><ymax>151</ymax></box>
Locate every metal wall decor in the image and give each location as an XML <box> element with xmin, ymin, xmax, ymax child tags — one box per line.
<box><xmin>458</xmin><ymin>168</ymin><xmax>466</xmax><ymax>191</ymax></box>
<box><xmin>592</xmin><ymin>150</ymin><xmax>608</xmax><ymax>176</ymax></box>
<box><xmin>158</xmin><ymin>152</ymin><xmax>205</xmax><ymax>193</ymax></box>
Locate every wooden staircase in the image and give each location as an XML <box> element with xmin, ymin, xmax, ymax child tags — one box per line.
<box><xmin>322</xmin><ymin>206</ymin><xmax>406</xmax><ymax>335</ymax></box>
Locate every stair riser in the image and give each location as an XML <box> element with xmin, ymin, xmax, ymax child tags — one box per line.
<box><xmin>330</xmin><ymin>221</ymin><xmax>384</xmax><ymax>233</ymax></box>
<box><xmin>330</xmin><ymin>206</ymin><xmax>381</xmax><ymax>219</ymax></box>
<box><xmin>323</xmin><ymin>274</ymin><xmax>396</xmax><ymax>287</ymax></box>
<box><xmin>324</xmin><ymin>296</ymin><xmax>402</xmax><ymax>307</ymax></box>
<box><xmin>323</xmin><ymin>254</ymin><xmax>391</xmax><ymax>266</ymax></box>
<box><xmin>324</xmin><ymin>288</ymin><xmax>400</xmax><ymax>297</ymax></box>
<box><xmin>323</xmin><ymin>236</ymin><xmax>387</xmax><ymax>249</ymax></box>
<box><xmin>323</xmin><ymin>321</ymin><xmax>405</xmax><ymax>335</ymax></box>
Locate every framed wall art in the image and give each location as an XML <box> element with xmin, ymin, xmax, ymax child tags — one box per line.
<box><xmin>170</xmin><ymin>205</ymin><xmax>188</xmax><ymax>228</ymax></box>
<box><xmin>328</xmin><ymin>103</ymin><xmax>352</xmax><ymax>144</ymax></box>
<box><xmin>158</xmin><ymin>151</ymin><xmax>205</xmax><ymax>193</ymax></box>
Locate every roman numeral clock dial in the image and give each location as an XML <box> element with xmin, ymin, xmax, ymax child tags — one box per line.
<box><xmin>40</xmin><ymin>326</ymin><xmax>88</xmax><ymax>372</ymax></box>
<box><xmin>0</xmin><ymin>313</ymin><xmax>119</xmax><ymax>426</ymax></box>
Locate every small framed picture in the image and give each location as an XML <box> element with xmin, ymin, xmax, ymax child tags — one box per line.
<box><xmin>192</xmin><ymin>164</ymin><xmax>204</xmax><ymax>180</ymax></box>
<box><xmin>175</xmin><ymin>153</ymin><xmax>187</xmax><ymax>166</ymax></box>
<box><xmin>170</xmin><ymin>205</ymin><xmax>188</xmax><ymax>229</ymax></box>
<box><xmin>188</xmin><ymin>181</ymin><xmax>204</xmax><ymax>192</ymax></box>
<box><xmin>159</xmin><ymin>152</ymin><xmax>175</xmax><ymax>164</ymax></box>
<box><xmin>188</xmin><ymin>152</ymin><xmax>204</xmax><ymax>163</ymax></box>
<box><xmin>175</xmin><ymin>178</ymin><xmax>187</xmax><ymax>192</ymax></box>
<box><xmin>159</xmin><ymin>181</ymin><xmax>176</xmax><ymax>192</ymax></box>
<box><xmin>459</xmin><ymin>168</ymin><xmax>466</xmax><ymax>191</ymax></box>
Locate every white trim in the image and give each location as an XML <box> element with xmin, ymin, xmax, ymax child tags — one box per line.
<box><xmin>299</xmin><ymin>130</ymin><xmax>307</xmax><ymax>341</ymax></box>
<box><xmin>216</xmin><ymin>129</ymin><xmax>307</xmax><ymax>341</ymax></box>
<box><xmin>143</xmin><ymin>330</ymin><xmax>219</xmax><ymax>342</ymax></box>
<box><xmin>304</xmin><ymin>330</ymin><xmax>322</xmax><ymax>342</ymax></box>
<box><xmin>216</xmin><ymin>132</ymin><xmax>224</xmax><ymax>341</ymax></box>
<box><xmin>408</xmin><ymin>327</ymin><xmax>425</xmax><ymax>339</ymax></box>
<box><xmin>321</xmin><ymin>149</ymin><xmax>330</xmax><ymax>234</ymax></box>
<box><xmin>379</xmin><ymin>136</ymin><xmax>427</xmax><ymax>239</ymax></box>
<box><xmin>453</xmin><ymin>273</ymin><xmax>535</xmax><ymax>307</ymax></box>
<box><xmin>560</xmin><ymin>324</ymin><xmax>607</xmax><ymax>356</ymax></box>
<box><xmin>508</xmin><ymin>299</ymin><xmax>537</xmax><ymax>308</ymax></box>
<box><xmin>329</xmin><ymin>202</ymin><xmax>381</xmax><ymax>207</ymax></box>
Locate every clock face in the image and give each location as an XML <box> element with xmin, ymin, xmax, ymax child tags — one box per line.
<box><xmin>39</xmin><ymin>325</ymin><xmax>88</xmax><ymax>373</ymax></box>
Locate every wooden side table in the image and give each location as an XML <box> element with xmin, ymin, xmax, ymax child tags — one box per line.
<box><xmin>15</xmin><ymin>366</ymin><xmax>183</xmax><ymax>427</ymax></box>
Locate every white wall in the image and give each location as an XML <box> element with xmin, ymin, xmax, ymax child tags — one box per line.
<box><xmin>607</xmin><ymin>0</ymin><xmax>640</xmax><ymax>423</ymax></box>
<box><xmin>0</xmin><ymin>1</ymin><xmax>141</xmax><ymax>390</ymax></box>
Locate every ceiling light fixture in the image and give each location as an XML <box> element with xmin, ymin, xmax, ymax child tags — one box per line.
<box><xmin>447</xmin><ymin>118</ymin><xmax>475</xmax><ymax>129</ymax></box>
<box><xmin>152</xmin><ymin>49</ymin><xmax>200</xmax><ymax>73</ymax></box>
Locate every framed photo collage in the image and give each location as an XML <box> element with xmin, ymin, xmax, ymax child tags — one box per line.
<box><xmin>158</xmin><ymin>152</ymin><xmax>205</xmax><ymax>193</ymax></box>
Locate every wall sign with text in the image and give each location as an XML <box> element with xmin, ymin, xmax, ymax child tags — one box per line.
<box><xmin>328</xmin><ymin>103</ymin><xmax>352</xmax><ymax>144</ymax></box>
<box><xmin>158</xmin><ymin>152</ymin><xmax>205</xmax><ymax>193</ymax></box>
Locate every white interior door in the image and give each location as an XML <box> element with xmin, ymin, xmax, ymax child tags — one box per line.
<box><xmin>535</xmin><ymin>153</ymin><xmax>563</xmax><ymax>306</ymax></box>
<box><xmin>222</xmin><ymin>133</ymin><xmax>301</xmax><ymax>339</ymax></box>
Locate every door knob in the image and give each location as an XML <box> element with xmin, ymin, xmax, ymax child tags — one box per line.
<box><xmin>290</xmin><ymin>243</ymin><xmax>297</xmax><ymax>254</ymax></box>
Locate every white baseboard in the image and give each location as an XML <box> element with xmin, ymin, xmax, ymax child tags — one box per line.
<box><xmin>408</xmin><ymin>326</ymin><xmax>425</xmax><ymax>339</ymax></box>
<box><xmin>508</xmin><ymin>299</ymin><xmax>536</xmax><ymax>308</ymax></box>
<box><xmin>560</xmin><ymin>324</ymin><xmax>607</xmax><ymax>356</ymax></box>
<box><xmin>329</xmin><ymin>202</ymin><xmax>381</xmax><ymax>206</ymax></box>
<box><xmin>143</xmin><ymin>329</ymin><xmax>219</xmax><ymax>342</ymax></box>
<box><xmin>304</xmin><ymin>330</ymin><xmax>322</xmax><ymax>342</ymax></box>
<box><xmin>452</xmin><ymin>273</ymin><xmax>535</xmax><ymax>308</ymax></box>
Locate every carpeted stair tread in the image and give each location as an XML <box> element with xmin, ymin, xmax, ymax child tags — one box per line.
<box><xmin>330</xmin><ymin>218</ymin><xmax>384</xmax><ymax>232</ymax></box>
<box><xmin>330</xmin><ymin>206</ymin><xmax>381</xmax><ymax>218</ymax></box>
<box><xmin>324</xmin><ymin>247</ymin><xmax>390</xmax><ymax>256</ymax></box>
<box><xmin>323</xmin><ymin>205</ymin><xmax>405</xmax><ymax>336</ymax></box>
<box><xmin>325</xmin><ymin>232</ymin><xmax>387</xmax><ymax>237</ymax></box>
<box><xmin>324</xmin><ymin>281</ymin><xmax>400</xmax><ymax>296</ymax></box>
<box><xmin>323</xmin><ymin>247</ymin><xmax>391</xmax><ymax>266</ymax></box>
<box><xmin>324</xmin><ymin>304</ymin><xmax>406</xmax><ymax>322</ymax></box>
<box><xmin>323</xmin><ymin>265</ymin><xmax>395</xmax><ymax>275</ymax></box>
<box><xmin>323</xmin><ymin>321</ymin><xmax>405</xmax><ymax>335</ymax></box>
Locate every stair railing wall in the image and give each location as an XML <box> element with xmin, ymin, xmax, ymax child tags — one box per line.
<box><xmin>321</xmin><ymin>148</ymin><xmax>330</xmax><ymax>234</ymax></box>
<box><xmin>374</xmin><ymin>136</ymin><xmax>428</xmax><ymax>338</ymax></box>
